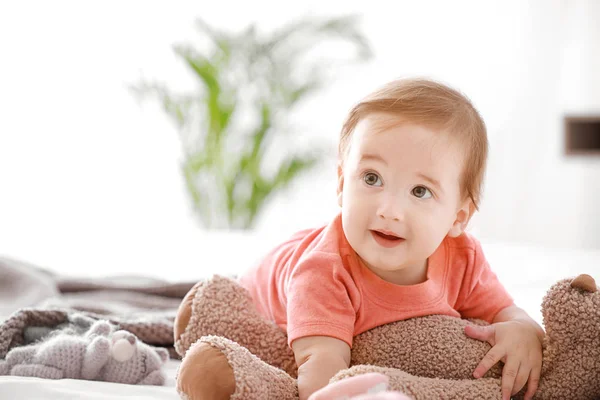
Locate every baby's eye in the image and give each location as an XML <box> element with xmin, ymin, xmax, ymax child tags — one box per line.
<box><xmin>412</xmin><ymin>186</ymin><xmax>432</xmax><ymax>199</ymax></box>
<box><xmin>363</xmin><ymin>172</ymin><xmax>382</xmax><ymax>187</ymax></box>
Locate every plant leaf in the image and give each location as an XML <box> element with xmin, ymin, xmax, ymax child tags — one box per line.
<box><xmin>242</xmin><ymin>153</ymin><xmax>319</xmax><ymax>228</ymax></box>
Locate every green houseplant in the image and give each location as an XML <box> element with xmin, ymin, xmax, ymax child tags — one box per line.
<box><xmin>132</xmin><ymin>16</ymin><xmax>372</xmax><ymax>229</ymax></box>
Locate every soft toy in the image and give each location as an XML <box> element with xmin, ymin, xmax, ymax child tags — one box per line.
<box><xmin>308</xmin><ymin>373</ymin><xmax>412</xmax><ymax>400</ymax></box>
<box><xmin>174</xmin><ymin>274</ymin><xmax>600</xmax><ymax>399</ymax></box>
<box><xmin>0</xmin><ymin>319</ymin><xmax>169</xmax><ymax>385</ymax></box>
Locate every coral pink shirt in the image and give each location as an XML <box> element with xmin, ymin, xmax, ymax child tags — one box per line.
<box><xmin>239</xmin><ymin>213</ymin><xmax>514</xmax><ymax>347</ymax></box>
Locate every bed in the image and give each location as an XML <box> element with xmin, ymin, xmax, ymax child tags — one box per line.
<box><xmin>1</xmin><ymin>238</ymin><xmax>599</xmax><ymax>399</ymax></box>
<box><xmin>0</xmin><ymin>362</ymin><xmax>180</xmax><ymax>399</ymax></box>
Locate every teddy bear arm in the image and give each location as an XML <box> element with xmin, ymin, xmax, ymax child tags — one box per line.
<box><xmin>81</xmin><ymin>336</ymin><xmax>111</xmax><ymax>380</ymax></box>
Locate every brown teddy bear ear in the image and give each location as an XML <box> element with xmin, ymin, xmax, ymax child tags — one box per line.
<box><xmin>570</xmin><ymin>274</ymin><xmax>597</xmax><ymax>293</ymax></box>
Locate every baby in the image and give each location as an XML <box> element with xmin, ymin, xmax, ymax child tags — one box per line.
<box><xmin>240</xmin><ymin>78</ymin><xmax>544</xmax><ymax>400</ymax></box>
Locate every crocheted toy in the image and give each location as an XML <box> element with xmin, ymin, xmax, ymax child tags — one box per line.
<box><xmin>174</xmin><ymin>273</ymin><xmax>600</xmax><ymax>400</ymax></box>
<box><xmin>0</xmin><ymin>318</ymin><xmax>169</xmax><ymax>385</ymax></box>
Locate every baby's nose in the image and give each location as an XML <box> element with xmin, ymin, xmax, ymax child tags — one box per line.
<box><xmin>378</xmin><ymin>212</ymin><xmax>401</xmax><ymax>222</ymax></box>
<box><xmin>377</xmin><ymin>198</ymin><xmax>405</xmax><ymax>222</ymax></box>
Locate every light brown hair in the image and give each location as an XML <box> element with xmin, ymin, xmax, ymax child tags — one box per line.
<box><xmin>339</xmin><ymin>78</ymin><xmax>488</xmax><ymax>210</ymax></box>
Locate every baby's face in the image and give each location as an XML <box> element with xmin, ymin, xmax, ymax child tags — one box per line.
<box><xmin>338</xmin><ymin>113</ymin><xmax>470</xmax><ymax>283</ymax></box>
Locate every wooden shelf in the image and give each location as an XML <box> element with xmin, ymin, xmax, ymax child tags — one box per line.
<box><xmin>565</xmin><ymin>115</ymin><xmax>600</xmax><ymax>156</ymax></box>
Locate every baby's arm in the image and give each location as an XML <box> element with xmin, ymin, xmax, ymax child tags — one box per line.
<box><xmin>457</xmin><ymin>237</ymin><xmax>545</xmax><ymax>400</ymax></box>
<box><xmin>292</xmin><ymin>335</ymin><xmax>351</xmax><ymax>400</ymax></box>
<box><xmin>492</xmin><ymin>305</ymin><xmax>544</xmax><ymax>340</ymax></box>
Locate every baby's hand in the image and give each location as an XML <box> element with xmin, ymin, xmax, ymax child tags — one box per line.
<box><xmin>465</xmin><ymin>321</ymin><xmax>542</xmax><ymax>400</ymax></box>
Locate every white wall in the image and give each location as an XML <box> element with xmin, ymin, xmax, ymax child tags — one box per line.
<box><xmin>1</xmin><ymin>0</ymin><xmax>599</xmax><ymax>279</ymax></box>
<box><xmin>476</xmin><ymin>0</ymin><xmax>600</xmax><ymax>250</ymax></box>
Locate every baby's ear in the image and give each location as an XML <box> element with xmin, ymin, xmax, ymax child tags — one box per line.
<box><xmin>337</xmin><ymin>162</ymin><xmax>344</xmax><ymax>207</ymax></box>
<box><xmin>448</xmin><ymin>200</ymin><xmax>475</xmax><ymax>238</ymax></box>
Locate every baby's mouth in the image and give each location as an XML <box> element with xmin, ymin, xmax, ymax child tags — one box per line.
<box><xmin>372</xmin><ymin>230</ymin><xmax>403</xmax><ymax>241</ymax></box>
<box><xmin>370</xmin><ymin>230</ymin><xmax>405</xmax><ymax>248</ymax></box>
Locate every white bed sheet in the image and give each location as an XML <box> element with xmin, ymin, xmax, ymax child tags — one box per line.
<box><xmin>0</xmin><ymin>360</ymin><xmax>181</xmax><ymax>399</ymax></box>
<box><xmin>1</xmin><ymin>240</ymin><xmax>599</xmax><ymax>399</ymax></box>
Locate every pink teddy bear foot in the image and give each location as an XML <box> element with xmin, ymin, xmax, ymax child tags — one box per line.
<box><xmin>309</xmin><ymin>373</ymin><xmax>413</xmax><ymax>400</ymax></box>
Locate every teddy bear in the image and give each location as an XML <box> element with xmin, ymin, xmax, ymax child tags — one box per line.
<box><xmin>0</xmin><ymin>318</ymin><xmax>169</xmax><ymax>385</ymax></box>
<box><xmin>173</xmin><ymin>273</ymin><xmax>600</xmax><ymax>399</ymax></box>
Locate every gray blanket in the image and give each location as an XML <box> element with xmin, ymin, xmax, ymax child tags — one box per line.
<box><xmin>0</xmin><ymin>257</ymin><xmax>197</xmax><ymax>360</ymax></box>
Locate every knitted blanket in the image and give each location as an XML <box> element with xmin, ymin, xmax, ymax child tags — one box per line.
<box><xmin>0</xmin><ymin>257</ymin><xmax>196</xmax><ymax>360</ymax></box>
